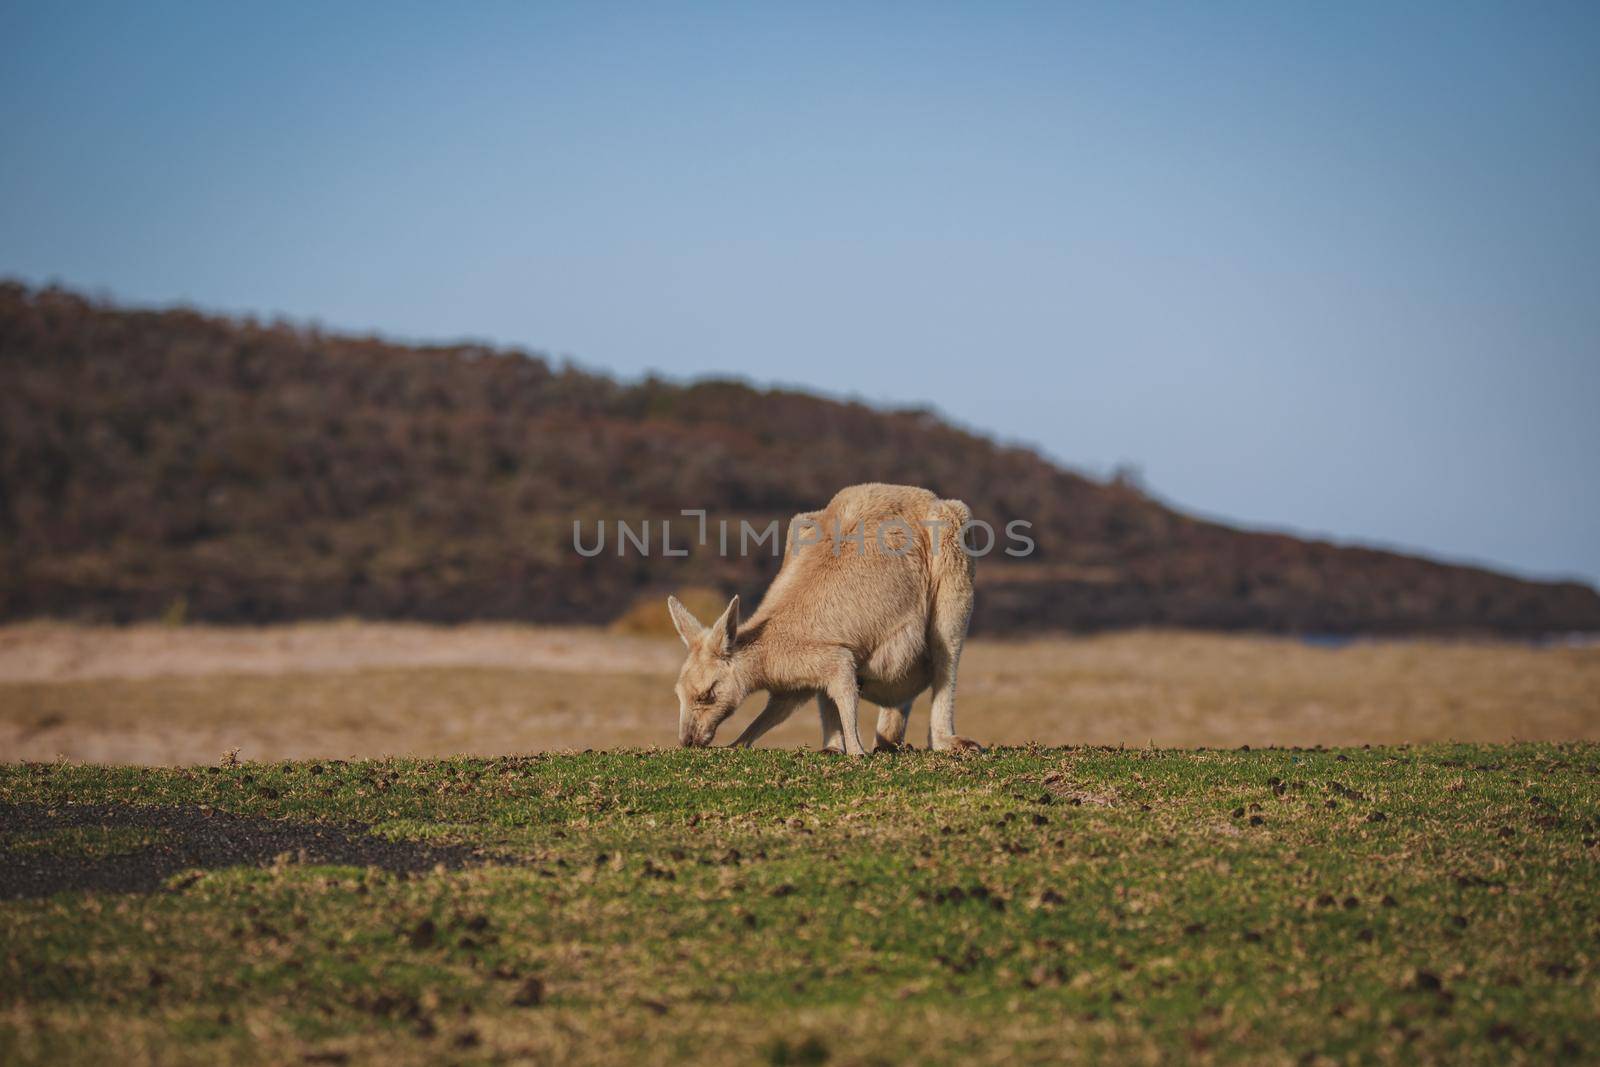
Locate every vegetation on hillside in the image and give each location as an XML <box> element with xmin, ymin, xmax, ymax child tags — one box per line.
<box><xmin>3</xmin><ymin>282</ymin><xmax>1597</xmax><ymax>633</ymax></box>
<box><xmin>3</xmin><ymin>744</ymin><xmax>1597</xmax><ymax>1064</ymax></box>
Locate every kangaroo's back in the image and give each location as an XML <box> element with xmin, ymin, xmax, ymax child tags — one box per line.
<box><xmin>749</xmin><ymin>483</ymin><xmax>966</xmax><ymax>652</ymax></box>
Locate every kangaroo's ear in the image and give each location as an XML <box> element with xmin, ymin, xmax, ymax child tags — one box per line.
<box><xmin>666</xmin><ymin>596</ymin><xmax>706</xmax><ymax>649</ymax></box>
<box><xmin>710</xmin><ymin>595</ymin><xmax>740</xmax><ymax>655</ymax></box>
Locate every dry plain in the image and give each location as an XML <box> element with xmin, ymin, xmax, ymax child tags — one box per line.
<box><xmin>1</xmin><ymin>623</ymin><xmax>1595</xmax><ymax>764</ymax></box>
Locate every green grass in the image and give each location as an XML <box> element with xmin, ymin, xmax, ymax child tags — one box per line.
<box><xmin>3</xmin><ymin>743</ymin><xmax>1598</xmax><ymax>1064</ymax></box>
<box><xmin>1</xmin><ymin>825</ymin><xmax>166</xmax><ymax>858</ymax></box>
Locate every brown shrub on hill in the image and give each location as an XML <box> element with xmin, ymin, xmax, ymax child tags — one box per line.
<box><xmin>609</xmin><ymin>587</ymin><xmax>729</xmax><ymax>638</ymax></box>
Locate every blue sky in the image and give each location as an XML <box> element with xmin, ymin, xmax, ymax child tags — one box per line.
<box><xmin>3</xmin><ymin>1</ymin><xmax>1597</xmax><ymax>584</ymax></box>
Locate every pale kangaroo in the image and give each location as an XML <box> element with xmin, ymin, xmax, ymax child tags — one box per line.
<box><xmin>668</xmin><ymin>483</ymin><xmax>980</xmax><ymax>755</ymax></box>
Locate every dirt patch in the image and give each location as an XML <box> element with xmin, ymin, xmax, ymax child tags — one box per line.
<box><xmin>0</xmin><ymin>801</ymin><xmax>496</xmax><ymax>899</ymax></box>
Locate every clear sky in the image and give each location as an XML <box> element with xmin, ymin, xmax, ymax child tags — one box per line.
<box><xmin>3</xmin><ymin>1</ymin><xmax>1597</xmax><ymax>584</ymax></box>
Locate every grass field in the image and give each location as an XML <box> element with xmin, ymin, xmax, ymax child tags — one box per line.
<box><xmin>4</xmin><ymin>743</ymin><xmax>1599</xmax><ymax>1064</ymax></box>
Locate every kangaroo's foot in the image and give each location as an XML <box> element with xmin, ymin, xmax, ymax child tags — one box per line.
<box><xmin>932</xmin><ymin>735</ymin><xmax>984</xmax><ymax>754</ymax></box>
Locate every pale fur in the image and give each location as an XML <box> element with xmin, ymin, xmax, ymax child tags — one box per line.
<box><xmin>668</xmin><ymin>483</ymin><xmax>980</xmax><ymax>755</ymax></box>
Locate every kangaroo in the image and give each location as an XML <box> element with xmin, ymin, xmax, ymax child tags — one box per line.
<box><xmin>668</xmin><ymin>483</ymin><xmax>981</xmax><ymax>755</ymax></box>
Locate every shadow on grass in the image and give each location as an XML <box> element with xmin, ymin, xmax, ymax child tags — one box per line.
<box><xmin>0</xmin><ymin>801</ymin><xmax>496</xmax><ymax>899</ymax></box>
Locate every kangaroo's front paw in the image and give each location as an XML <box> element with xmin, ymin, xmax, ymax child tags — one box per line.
<box><xmin>821</xmin><ymin>742</ymin><xmax>846</xmax><ymax>755</ymax></box>
<box><xmin>934</xmin><ymin>736</ymin><xmax>984</xmax><ymax>754</ymax></box>
<box><xmin>874</xmin><ymin>737</ymin><xmax>911</xmax><ymax>754</ymax></box>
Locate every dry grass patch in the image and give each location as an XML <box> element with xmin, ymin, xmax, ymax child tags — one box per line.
<box><xmin>0</xmin><ymin>624</ymin><xmax>1595</xmax><ymax>763</ymax></box>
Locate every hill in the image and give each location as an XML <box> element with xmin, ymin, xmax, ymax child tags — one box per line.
<box><xmin>2</xmin><ymin>281</ymin><xmax>1597</xmax><ymax>634</ymax></box>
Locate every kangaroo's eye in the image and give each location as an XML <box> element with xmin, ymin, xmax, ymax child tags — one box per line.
<box><xmin>697</xmin><ymin>684</ymin><xmax>718</xmax><ymax>704</ymax></box>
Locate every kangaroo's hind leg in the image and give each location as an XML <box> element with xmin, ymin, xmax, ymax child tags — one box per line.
<box><xmin>874</xmin><ymin>702</ymin><xmax>914</xmax><ymax>752</ymax></box>
<box><xmin>927</xmin><ymin>499</ymin><xmax>982</xmax><ymax>753</ymax></box>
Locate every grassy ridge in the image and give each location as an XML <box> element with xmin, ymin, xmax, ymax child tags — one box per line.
<box><xmin>3</xmin><ymin>744</ymin><xmax>1598</xmax><ymax>1064</ymax></box>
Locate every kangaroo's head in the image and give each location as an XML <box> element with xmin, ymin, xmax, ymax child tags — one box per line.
<box><xmin>667</xmin><ymin>594</ymin><xmax>745</xmax><ymax>747</ymax></box>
